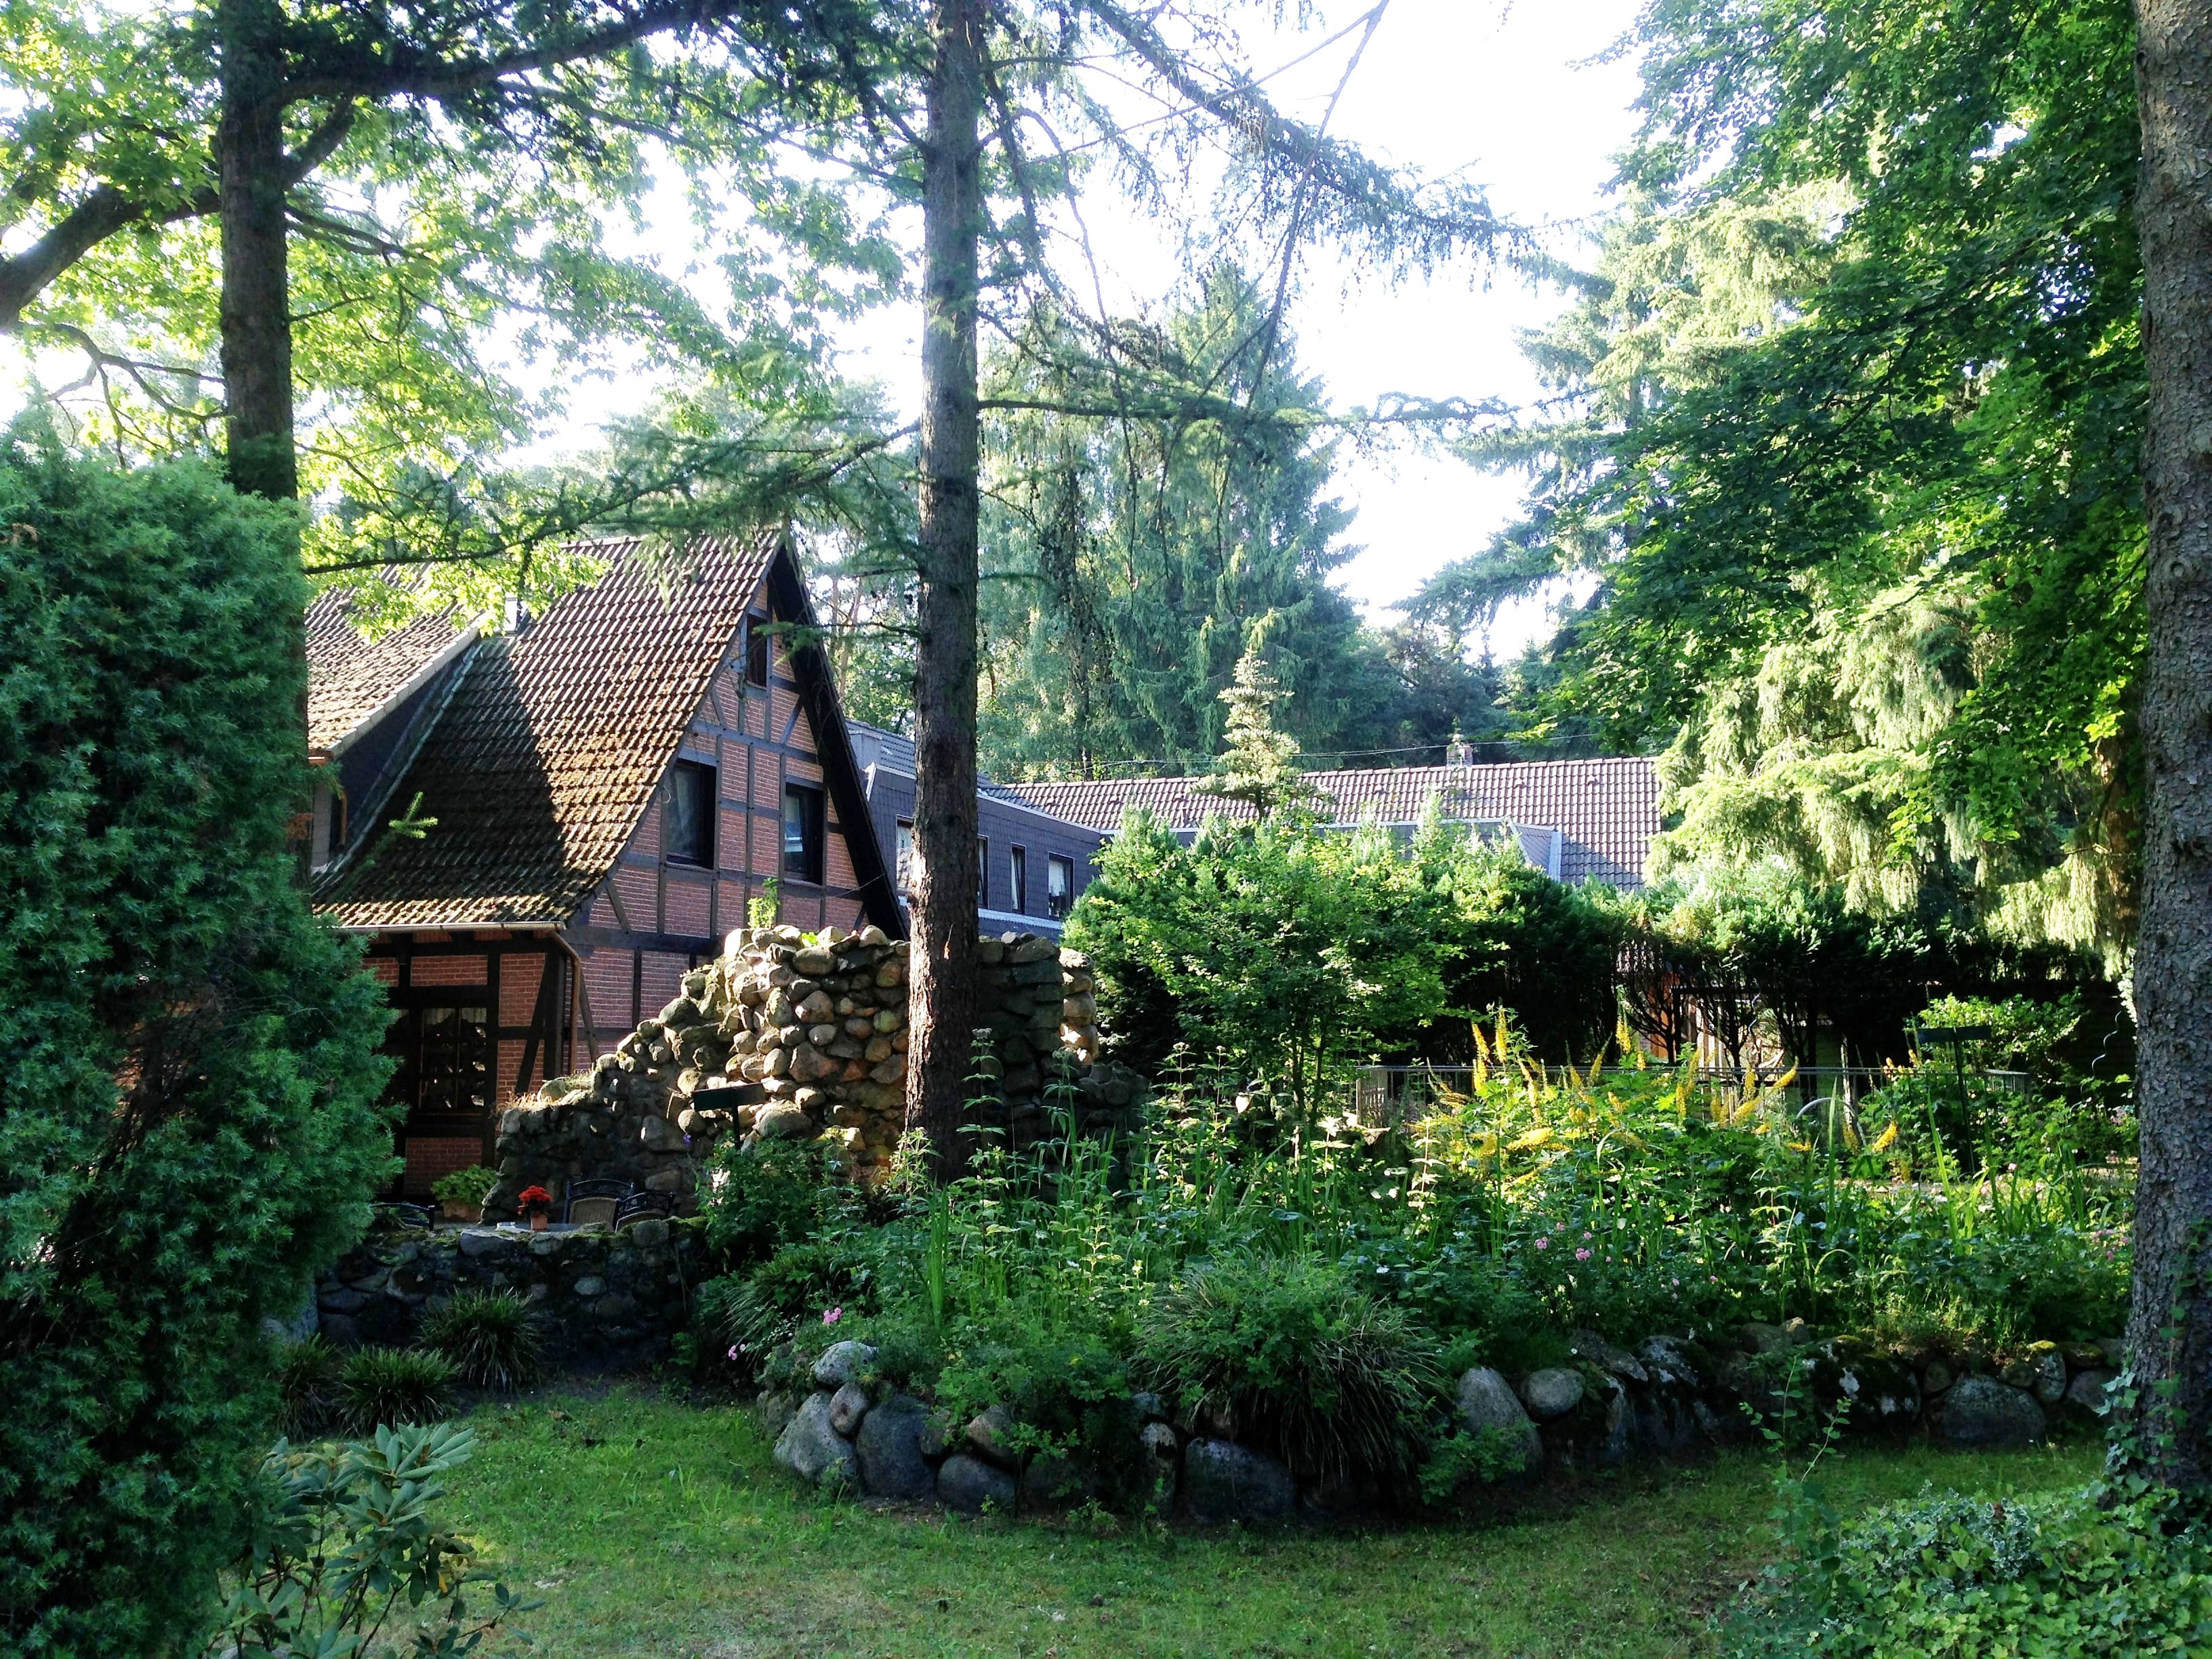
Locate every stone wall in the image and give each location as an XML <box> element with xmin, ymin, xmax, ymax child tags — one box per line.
<box><xmin>767</xmin><ymin>1320</ymin><xmax>2123</xmax><ymax>1523</ymax></box>
<box><xmin>484</xmin><ymin>924</ymin><xmax>1144</xmax><ymax>1222</ymax></box>
<box><xmin>314</xmin><ymin>1217</ymin><xmax>701</xmax><ymax>1370</ymax></box>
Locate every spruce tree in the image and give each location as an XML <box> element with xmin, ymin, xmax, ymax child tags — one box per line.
<box><xmin>1194</xmin><ymin>648</ymin><xmax>1330</xmax><ymax>821</ymax></box>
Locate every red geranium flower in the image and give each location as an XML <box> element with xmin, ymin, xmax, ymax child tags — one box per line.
<box><xmin>517</xmin><ymin>1185</ymin><xmax>554</xmax><ymax>1214</ymax></box>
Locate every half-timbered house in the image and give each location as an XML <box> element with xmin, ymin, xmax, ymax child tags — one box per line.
<box><xmin>308</xmin><ymin>530</ymin><xmax>900</xmax><ymax>1197</ymax></box>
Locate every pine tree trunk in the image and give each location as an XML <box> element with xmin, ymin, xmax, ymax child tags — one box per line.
<box><xmin>217</xmin><ymin>0</ymin><xmax>298</xmax><ymax>502</ymax></box>
<box><xmin>903</xmin><ymin>0</ymin><xmax>985</xmax><ymax>1179</ymax></box>
<box><xmin>2123</xmin><ymin>0</ymin><xmax>2212</xmax><ymax>1490</ymax></box>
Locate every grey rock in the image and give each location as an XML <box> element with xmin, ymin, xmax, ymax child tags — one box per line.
<box><xmin>1181</xmin><ymin>1439</ymin><xmax>1297</xmax><ymax>1525</ymax></box>
<box><xmin>639</xmin><ymin>1114</ymin><xmax>686</xmax><ymax>1153</ymax></box>
<box><xmin>628</xmin><ymin>1218</ymin><xmax>670</xmax><ymax>1248</ymax></box>
<box><xmin>935</xmin><ymin>1453</ymin><xmax>1019</xmax><ymax>1515</ymax></box>
<box><xmin>812</xmin><ymin>1340</ymin><xmax>878</xmax><ymax>1390</ymax></box>
<box><xmin>1937</xmin><ymin>1376</ymin><xmax>2047</xmax><ymax>1447</ymax></box>
<box><xmin>1599</xmin><ymin>1377</ymin><xmax>1637</xmax><ymax>1464</ymax></box>
<box><xmin>754</xmin><ymin>1102</ymin><xmax>817</xmax><ymax>1141</ymax></box>
<box><xmin>966</xmin><ymin>1403</ymin><xmax>1023</xmax><ymax>1471</ymax></box>
<box><xmin>1922</xmin><ymin>1358</ymin><xmax>1956</xmax><ymax>1395</ymax></box>
<box><xmin>1456</xmin><ymin>1367</ymin><xmax>1543</xmax><ymax>1475</ymax></box>
<box><xmin>828</xmin><ymin>1381</ymin><xmax>870</xmax><ymax>1438</ymax></box>
<box><xmin>1740</xmin><ymin>1320</ymin><xmax>1814</xmax><ymax>1355</ymax></box>
<box><xmin>1130</xmin><ymin>1391</ymin><xmax>1168</xmax><ymax>1423</ymax></box>
<box><xmin>1639</xmin><ymin>1335</ymin><xmax>1701</xmax><ymax>1388</ymax></box>
<box><xmin>1570</xmin><ymin>1330</ymin><xmax>1649</xmax><ymax>1383</ymax></box>
<box><xmin>1021</xmin><ymin>1454</ymin><xmax>1092</xmax><ymax>1509</ymax></box>
<box><xmin>855</xmin><ymin>1394</ymin><xmax>937</xmax><ymax>1500</ymax></box>
<box><xmin>2065</xmin><ymin>1368</ymin><xmax>2117</xmax><ymax>1416</ymax></box>
<box><xmin>1138</xmin><ymin>1420</ymin><xmax>1181</xmax><ymax>1513</ymax></box>
<box><xmin>1519</xmin><ymin>1367</ymin><xmax>1584</xmax><ymax>1420</ymax></box>
<box><xmin>2028</xmin><ymin>1347</ymin><xmax>2068</xmax><ymax>1406</ymax></box>
<box><xmin>318</xmin><ymin>1286</ymin><xmax>368</xmax><ymax>1315</ymax></box>
<box><xmin>775</xmin><ymin>1391</ymin><xmax>857</xmax><ymax>1489</ymax></box>
<box><xmin>264</xmin><ymin>1298</ymin><xmax>319</xmax><ymax>1345</ymax></box>
<box><xmin>756</xmin><ymin>1389</ymin><xmax>798</xmax><ymax>1443</ymax></box>
<box><xmin>918</xmin><ymin>1409</ymin><xmax>954</xmax><ymax>1461</ymax></box>
<box><xmin>592</xmin><ymin>1292</ymin><xmax>638</xmax><ymax>1322</ymax></box>
<box><xmin>457</xmin><ymin>1228</ymin><xmax>513</xmax><ymax>1260</ymax></box>
<box><xmin>2098</xmin><ymin>1336</ymin><xmax>2127</xmax><ymax>1368</ymax></box>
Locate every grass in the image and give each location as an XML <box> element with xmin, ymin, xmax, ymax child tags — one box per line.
<box><xmin>441</xmin><ymin>1387</ymin><xmax>2101</xmax><ymax>1659</ymax></box>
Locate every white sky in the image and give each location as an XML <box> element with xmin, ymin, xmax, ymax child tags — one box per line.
<box><xmin>3</xmin><ymin>1</ymin><xmax>1647</xmax><ymax>655</ymax></box>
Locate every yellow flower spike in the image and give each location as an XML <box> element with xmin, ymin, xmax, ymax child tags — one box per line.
<box><xmin>1870</xmin><ymin>1122</ymin><xmax>1900</xmax><ymax>1153</ymax></box>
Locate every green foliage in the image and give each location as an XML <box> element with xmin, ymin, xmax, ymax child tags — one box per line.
<box><xmin>201</xmin><ymin>1423</ymin><xmax>536</xmax><ymax>1659</ymax></box>
<box><xmin>274</xmin><ymin>1336</ymin><xmax>346</xmax><ymax>1441</ymax></box>
<box><xmin>1191</xmin><ymin>648</ymin><xmax>1331</xmax><ymax>821</ymax></box>
<box><xmin>429</xmin><ymin>1164</ymin><xmax>498</xmax><ymax>1211</ymax></box>
<box><xmin>1723</xmin><ymin>1483</ymin><xmax>2212</xmax><ymax>1658</ymax></box>
<box><xmin>1454</xmin><ymin>0</ymin><xmax>2143</xmax><ymax>958</ymax></box>
<box><xmin>419</xmin><ymin>1290</ymin><xmax>545</xmax><ymax>1394</ymax></box>
<box><xmin>701</xmin><ymin>1136</ymin><xmax>855</xmax><ymax>1270</ymax></box>
<box><xmin>0</xmin><ymin>430</ymin><xmax>394</xmax><ymax>1653</ymax></box>
<box><xmin>338</xmin><ymin>1346</ymin><xmax>458</xmax><ymax>1434</ymax></box>
<box><xmin>1068</xmin><ymin>809</ymin><xmax>1449</xmax><ymax>1098</ymax></box>
<box><xmin>1136</xmin><ymin>1254</ymin><xmax>1441</xmax><ymax>1488</ymax></box>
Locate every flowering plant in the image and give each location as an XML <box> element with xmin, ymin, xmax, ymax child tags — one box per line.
<box><xmin>516</xmin><ymin>1185</ymin><xmax>554</xmax><ymax>1217</ymax></box>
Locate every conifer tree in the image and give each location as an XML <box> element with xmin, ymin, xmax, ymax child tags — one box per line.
<box><xmin>1195</xmin><ymin>647</ymin><xmax>1331</xmax><ymax>821</ymax></box>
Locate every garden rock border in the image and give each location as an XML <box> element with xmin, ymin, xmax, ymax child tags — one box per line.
<box><xmin>762</xmin><ymin>1324</ymin><xmax>2123</xmax><ymax>1523</ymax></box>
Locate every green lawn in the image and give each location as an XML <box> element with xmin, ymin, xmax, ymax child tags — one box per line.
<box><xmin>442</xmin><ymin>1389</ymin><xmax>2098</xmax><ymax>1659</ymax></box>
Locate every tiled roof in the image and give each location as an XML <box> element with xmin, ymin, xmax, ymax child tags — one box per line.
<box><xmin>314</xmin><ymin>533</ymin><xmax>778</xmax><ymax>930</ymax></box>
<box><xmin>304</xmin><ymin>590</ymin><xmax>467</xmax><ymax>752</ymax></box>
<box><xmin>849</xmin><ymin>720</ymin><xmax>918</xmax><ymax>777</ymax></box>
<box><xmin>1004</xmin><ymin>757</ymin><xmax>1662</xmax><ymax>888</ymax></box>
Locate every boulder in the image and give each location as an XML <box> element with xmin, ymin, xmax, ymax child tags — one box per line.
<box><xmin>1519</xmin><ymin>1367</ymin><xmax>1584</xmax><ymax>1420</ymax></box>
<box><xmin>1937</xmin><ymin>1376</ymin><xmax>2046</xmax><ymax>1447</ymax></box>
<box><xmin>1639</xmin><ymin>1336</ymin><xmax>1702</xmax><ymax>1388</ymax></box>
<box><xmin>935</xmin><ymin>1453</ymin><xmax>1019</xmax><ymax>1515</ymax></box>
<box><xmin>774</xmin><ymin>1391</ymin><xmax>857</xmax><ymax>1489</ymax></box>
<box><xmin>1570</xmin><ymin>1330</ymin><xmax>1649</xmax><ymax>1383</ymax></box>
<box><xmin>754</xmin><ymin>1102</ymin><xmax>817</xmax><ymax>1141</ymax></box>
<box><xmin>1456</xmin><ymin>1368</ymin><xmax>1543</xmax><ymax>1475</ymax></box>
<box><xmin>2065</xmin><ymin>1368</ymin><xmax>2116</xmax><ymax>1416</ymax></box>
<box><xmin>855</xmin><ymin>1394</ymin><xmax>937</xmax><ymax>1500</ymax></box>
<box><xmin>1181</xmin><ymin>1439</ymin><xmax>1297</xmax><ymax>1525</ymax></box>
<box><xmin>1138</xmin><ymin>1420</ymin><xmax>1181</xmax><ymax>1513</ymax></box>
<box><xmin>965</xmin><ymin>1403</ymin><xmax>1023</xmax><ymax>1471</ymax></box>
<box><xmin>1021</xmin><ymin>1453</ymin><xmax>1093</xmax><ymax>1509</ymax></box>
<box><xmin>828</xmin><ymin>1381</ymin><xmax>870</xmax><ymax>1437</ymax></box>
<box><xmin>813</xmin><ymin>1340</ymin><xmax>878</xmax><ymax>1389</ymax></box>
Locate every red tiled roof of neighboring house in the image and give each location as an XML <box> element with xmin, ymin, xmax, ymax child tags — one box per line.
<box><xmin>313</xmin><ymin>533</ymin><xmax>778</xmax><ymax>930</ymax></box>
<box><xmin>304</xmin><ymin>591</ymin><xmax>468</xmax><ymax>752</ymax></box>
<box><xmin>1003</xmin><ymin>756</ymin><xmax>1663</xmax><ymax>887</ymax></box>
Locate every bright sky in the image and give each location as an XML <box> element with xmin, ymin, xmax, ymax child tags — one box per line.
<box><xmin>2</xmin><ymin>1</ymin><xmax>1647</xmax><ymax>654</ymax></box>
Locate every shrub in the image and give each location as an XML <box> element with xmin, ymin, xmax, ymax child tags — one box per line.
<box><xmin>701</xmin><ymin>1136</ymin><xmax>854</xmax><ymax>1267</ymax></box>
<box><xmin>0</xmin><ymin>431</ymin><xmax>394</xmax><ymax>1653</ymax></box>
<box><xmin>1723</xmin><ymin>1483</ymin><xmax>2212</xmax><ymax>1658</ymax></box>
<box><xmin>429</xmin><ymin>1165</ymin><xmax>497</xmax><ymax>1212</ymax></box>
<box><xmin>419</xmin><ymin>1290</ymin><xmax>544</xmax><ymax>1391</ymax></box>
<box><xmin>1136</xmin><ymin>1254</ymin><xmax>1441</xmax><ymax>1486</ymax></box>
<box><xmin>273</xmin><ymin>1336</ymin><xmax>346</xmax><ymax>1440</ymax></box>
<box><xmin>338</xmin><ymin>1347</ymin><xmax>457</xmax><ymax>1432</ymax></box>
<box><xmin>201</xmin><ymin>1423</ymin><xmax>535</xmax><ymax>1658</ymax></box>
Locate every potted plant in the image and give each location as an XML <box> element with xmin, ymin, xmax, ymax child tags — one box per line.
<box><xmin>430</xmin><ymin>1164</ymin><xmax>497</xmax><ymax>1225</ymax></box>
<box><xmin>516</xmin><ymin>1185</ymin><xmax>554</xmax><ymax>1231</ymax></box>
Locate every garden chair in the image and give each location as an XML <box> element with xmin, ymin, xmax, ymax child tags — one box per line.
<box><xmin>612</xmin><ymin>1191</ymin><xmax>675</xmax><ymax>1229</ymax></box>
<box><xmin>563</xmin><ymin>1178</ymin><xmax>634</xmax><ymax>1227</ymax></box>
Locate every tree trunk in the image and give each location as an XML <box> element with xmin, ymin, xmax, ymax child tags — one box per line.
<box><xmin>903</xmin><ymin>0</ymin><xmax>985</xmax><ymax>1179</ymax></box>
<box><xmin>217</xmin><ymin>0</ymin><xmax>298</xmax><ymax>502</ymax></box>
<box><xmin>2123</xmin><ymin>0</ymin><xmax>2212</xmax><ymax>1490</ymax></box>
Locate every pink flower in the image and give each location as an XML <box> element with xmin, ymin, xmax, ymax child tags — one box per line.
<box><xmin>1575</xmin><ymin>1248</ymin><xmax>1592</xmax><ymax>1261</ymax></box>
<box><xmin>726</xmin><ymin>1345</ymin><xmax>740</xmax><ymax>1361</ymax></box>
<box><xmin>823</xmin><ymin>1307</ymin><xmax>843</xmax><ymax>1325</ymax></box>
<box><xmin>1534</xmin><ymin>1237</ymin><xmax>1549</xmax><ymax>1251</ymax></box>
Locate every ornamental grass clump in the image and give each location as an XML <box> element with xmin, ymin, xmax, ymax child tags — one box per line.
<box><xmin>338</xmin><ymin>1345</ymin><xmax>457</xmax><ymax>1433</ymax></box>
<box><xmin>1137</xmin><ymin>1254</ymin><xmax>1441</xmax><ymax>1487</ymax></box>
<box><xmin>272</xmin><ymin>1336</ymin><xmax>345</xmax><ymax>1440</ymax></box>
<box><xmin>419</xmin><ymin>1290</ymin><xmax>544</xmax><ymax>1392</ymax></box>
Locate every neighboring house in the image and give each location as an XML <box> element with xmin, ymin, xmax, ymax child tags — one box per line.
<box><xmin>1002</xmin><ymin>756</ymin><xmax>1662</xmax><ymax>890</ymax></box>
<box><xmin>847</xmin><ymin>721</ymin><xmax>1111</xmax><ymax>937</ymax></box>
<box><xmin>308</xmin><ymin>531</ymin><xmax>901</xmax><ymax>1197</ymax></box>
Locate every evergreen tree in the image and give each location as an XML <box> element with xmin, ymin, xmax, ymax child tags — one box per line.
<box><xmin>1194</xmin><ymin>647</ymin><xmax>1330</xmax><ymax>820</ymax></box>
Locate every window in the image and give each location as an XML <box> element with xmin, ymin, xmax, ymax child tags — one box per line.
<box><xmin>1010</xmin><ymin>844</ymin><xmax>1028</xmax><ymax>913</ymax></box>
<box><xmin>385</xmin><ymin>1002</ymin><xmax>491</xmax><ymax>1118</ymax></box>
<box><xmin>1048</xmin><ymin>854</ymin><xmax>1075</xmax><ymax>918</ymax></box>
<box><xmin>895</xmin><ymin>819</ymin><xmax>916</xmax><ymax>894</ymax></box>
<box><xmin>977</xmin><ymin>837</ymin><xmax>988</xmax><ymax>906</ymax></box>
<box><xmin>782</xmin><ymin>781</ymin><xmax>824</xmax><ymax>883</ymax></box>
<box><xmin>745</xmin><ymin>618</ymin><xmax>770</xmax><ymax>687</ymax></box>
<box><xmin>666</xmin><ymin>759</ymin><xmax>716</xmax><ymax>866</ymax></box>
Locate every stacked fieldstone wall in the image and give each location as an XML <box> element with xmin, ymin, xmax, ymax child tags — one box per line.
<box><xmin>485</xmin><ymin>924</ymin><xmax>1143</xmax><ymax>1221</ymax></box>
<box><xmin>314</xmin><ymin>1216</ymin><xmax>700</xmax><ymax>1369</ymax></box>
<box><xmin>768</xmin><ymin>1320</ymin><xmax>2125</xmax><ymax>1523</ymax></box>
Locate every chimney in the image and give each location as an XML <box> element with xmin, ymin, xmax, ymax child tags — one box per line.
<box><xmin>503</xmin><ymin>594</ymin><xmax>531</xmax><ymax>636</ymax></box>
<box><xmin>1446</xmin><ymin>729</ymin><xmax>1474</xmax><ymax>766</ymax></box>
